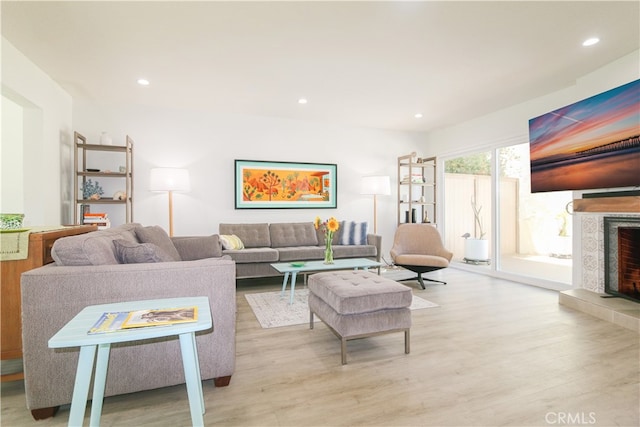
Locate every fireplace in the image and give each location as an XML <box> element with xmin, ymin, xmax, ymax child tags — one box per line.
<box><xmin>604</xmin><ymin>216</ymin><xmax>640</xmax><ymax>303</ymax></box>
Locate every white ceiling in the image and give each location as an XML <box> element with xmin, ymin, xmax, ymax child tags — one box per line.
<box><xmin>2</xmin><ymin>1</ymin><xmax>639</xmax><ymax>132</ymax></box>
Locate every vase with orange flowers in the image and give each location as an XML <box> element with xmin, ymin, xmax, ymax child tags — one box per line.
<box><xmin>314</xmin><ymin>216</ymin><xmax>340</xmax><ymax>264</ymax></box>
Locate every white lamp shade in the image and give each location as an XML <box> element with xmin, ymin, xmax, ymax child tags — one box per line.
<box><xmin>150</xmin><ymin>168</ymin><xmax>191</xmax><ymax>192</ymax></box>
<box><xmin>360</xmin><ymin>175</ymin><xmax>391</xmax><ymax>195</ymax></box>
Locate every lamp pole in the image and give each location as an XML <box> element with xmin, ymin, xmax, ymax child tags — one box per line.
<box><xmin>168</xmin><ymin>190</ymin><xmax>174</xmax><ymax>237</ymax></box>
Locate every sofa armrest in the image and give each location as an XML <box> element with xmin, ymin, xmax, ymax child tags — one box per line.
<box><xmin>171</xmin><ymin>235</ymin><xmax>222</xmax><ymax>260</ymax></box>
<box><xmin>367</xmin><ymin>233</ymin><xmax>382</xmax><ymax>262</ymax></box>
<box><xmin>20</xmin><ymin>258</ymin><xmax>236</xmax><ymax>411</ymax></box>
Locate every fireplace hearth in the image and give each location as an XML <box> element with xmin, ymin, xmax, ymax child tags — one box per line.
<box><xmin>604</xmin><ymin>216</ymin><xmax>640</xmax><ymax>303</ymax></box>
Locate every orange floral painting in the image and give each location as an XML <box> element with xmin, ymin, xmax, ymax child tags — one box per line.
<box><xmin>235</xmin><ymin>160</ymin><xmax>337</xmax><ymax>209</ymax></box>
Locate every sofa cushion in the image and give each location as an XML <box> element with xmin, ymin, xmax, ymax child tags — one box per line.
<box><xmin>269</xmin><ymin>222</ymin><xmax>318</xmax><ymax>248</ymax></box>
<box><xmin>316</xmin><ymin>226</ymin><xmax>341</xmax><ymax>246</ymax></box>
<box><xmin>223</xmin><ymin>247</ymin><xmax>279</xmax><ymax>263</ymax></box>
<box><xmin>51</xmin><ymin>224</ymin><xmax>140</xmax><ymax>266</ymax></box>
<box><xmin>219</xmin><ymin>223</ymin><xmax>271</xmax><ymax>248</ymax></box>
<box><xmin>339</xmin><ymin>221</ymin><xmax>368</xmax><ymax>245</ymax></box>
<box><xmin>277</xmin><ymin>246</ymin><xmax>325</xmax><ymax>262</ymax></box>
<box><xmin>171</xmin><ymin>235</ymin><xmax>222</xmax><ymax>260</ymax></box>
<box><xmin>332</xmin><ymin>244</ymin><xmax>377</xmax><ymax>259</ymax></box>
<box><xmin>220</xmin><ymin>234</ymin><xmax>245</xmax><ymax>250</ymax></box>
<box><xmin>113</xmin><ymin>239</ymin><xmax>175</xmax><ymax>264</ymax></box>
<box><xmin>135</xmin><ymin>225</ymin><xmax>182</xmax><ymax>261</ymax></box>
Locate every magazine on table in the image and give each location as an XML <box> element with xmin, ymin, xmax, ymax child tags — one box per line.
<box><xmin>88</xmin><ymin>306</ymin><xmax>198</xmax><ymax>334</ymax></box>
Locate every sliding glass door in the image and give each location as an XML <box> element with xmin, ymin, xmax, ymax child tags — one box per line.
<box><xmin>443</xmin><ymin>142</ymin><xmax>572</xmax><ymax>286</ymax></box>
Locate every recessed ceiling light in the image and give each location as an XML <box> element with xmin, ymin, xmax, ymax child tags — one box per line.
<box><xmin>137</xmin><ymin>78</ymin><xmax>150</xmax><ymax>86</ymax></box>
<box><xmin>582</xmin><ymin>37</ymin><xmax>600</xmax><ymax>47</ymax></box>
<box><xmin>298</xmin><ymin>98</ymin><xmax>308</xmax><ymax>104</ymax></box>
<box><xmin>414</xmin><ymin>113</ymin><xmax>423</xmax><ymax>119</ymax></box>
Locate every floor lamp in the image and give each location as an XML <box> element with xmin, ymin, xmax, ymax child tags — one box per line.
<box><xmin>150</xmin><ymin>168</ymin><xmax>190</xmax><ymax>237</ymax></box>
<box><xmin>361</xmin><ymin>176</ymin><xmax>391</xmax><ymax>234</ymax></box>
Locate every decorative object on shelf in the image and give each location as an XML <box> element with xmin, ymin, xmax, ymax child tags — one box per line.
<box><xmin>412</xmin><ymin>208</ymin><xmax>417</xmax><ymax>223</ymax></box>
<box><xmin>0</xmin><ymin>213</ymin><xmax>25</xmax><ymax>230</ymax></box>
<box><xmin>119</xmin><ymin>166</ymin><xmax>127</xmax><ymax>173</ymax></box>
<box><xmin>113</xmin><ymin>191</ymin><xmax>126</xmax><ymax>201</ymax></box>
<box><xmin>422</xmin><ymin>212</ymin><xmax>431</xmax><ymax>223</ymax></box>
<box><xmin>314</xmin><ymin>216</ymin><xmax>340</xmax><ymax>264</ymax></box>
<box><xmin>82</xmin><ymin>179</ymin><xmax>104</xmax><ymax>200</ymax></box>
<box><xmin>150</xmin><ymin>168</ymin><xmax>191</xmax><ymax>237</ymax></box>
<box><xmin>419</xmin><ymin>195</ymin><xmax>426</xmax><ymax>203</ymax></box>
<box><xmin>234</xmin><ymin>160</ymin><xmax>337</xmax><ymax>209</ymax></box>
<box><xmin>360</xmin><ymin>175</ymin><xmax>390</xmax><ymax>234</ymax></box>
<box><xmin>99</xmin><ymin>131</ymin><xmax>112</xmax><ymax>145</ymax></box>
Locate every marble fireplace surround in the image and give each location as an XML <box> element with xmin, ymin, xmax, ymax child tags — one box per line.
<box><xmin>559</xmin><ymin>212</ymin><xmax>640</xmax><ymax>332</ymax></box>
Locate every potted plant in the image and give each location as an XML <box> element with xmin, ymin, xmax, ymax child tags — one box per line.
<box><xmin>463</xmin><ymin>196</ymin><xmax>489</xmax><ymax>262</ymax></box>
<box><xmin>552</xmin><ymin>210</ymin><xmax>572</xmax><ymax>258</ymax></box>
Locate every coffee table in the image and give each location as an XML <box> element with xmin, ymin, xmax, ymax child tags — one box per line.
<box><xmin>271</xmin><ymin>258</ymin><xmax>382</xmax><ymax>304</ymax></box>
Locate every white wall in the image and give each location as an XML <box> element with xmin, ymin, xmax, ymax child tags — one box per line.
<box><xmin>71</xmin><ymin>101</ymin><xmax>424</xmax><ymax>258</ymax></box>
<box><xmin>423</xmin><ymin>49</ymin><xmax>640</xmax><ymax>287</ymax></box>
<box><xmin>1</xmin><ymin>96</ymin><xmax>23</xmax><ymax>213</ymax></box>
<box><xmin>1</xmin><ymin>37</ymin><xmax>73</xmax><ymax>226</ymax></box>
<box><xmin>425</xmin><ymin>50</ymin><xmax>640</xmax><ymax>157</ymax></box>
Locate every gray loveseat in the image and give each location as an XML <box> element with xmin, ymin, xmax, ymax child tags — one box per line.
<box><xmin>219</xmin><ymin>222</ymin><xmax>381</xmax><ymax>279</ymax></box>
<box><xmin>20</xmin><ymin>223</ymin><xmax>235</xmax><ymax>419</ymax></box>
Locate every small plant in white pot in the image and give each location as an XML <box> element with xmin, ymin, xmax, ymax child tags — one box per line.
<box><xmin>462</xmin><ymin>196</ymin><xmax>490</xmax><ymax>263</ymax></box>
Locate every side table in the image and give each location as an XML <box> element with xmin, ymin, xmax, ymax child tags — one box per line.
<box><xmin>48</xmin><ymin>296</ymin><xmax>212</xmax><ymax>427</ymax></box>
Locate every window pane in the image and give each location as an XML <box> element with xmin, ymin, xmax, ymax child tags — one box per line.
<box><xmin>497</xmin><ymin>143</ymin><xmax>572</xmax><ymax>284</ymax></box>
<box><xmin>444</xmin><ymin>151</ymin><xmax>492</xmax><ymax>268</ymax></box>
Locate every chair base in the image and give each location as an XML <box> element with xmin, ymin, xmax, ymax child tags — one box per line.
<box><xmin>395</xmin><ymin>265</ymin><xmax>447</xmax><ymax>289</ymax></box>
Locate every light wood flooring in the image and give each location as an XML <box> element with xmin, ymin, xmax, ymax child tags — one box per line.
<box><xmin>2</xmin><ymin>268</ymin><xmax>639</xmax><ymax>426</ymax></box>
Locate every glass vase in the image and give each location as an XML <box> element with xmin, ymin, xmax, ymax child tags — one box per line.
<box><xmin>324</xmin><ymin>241</ymin><xmax>334</xmax><ymax>264</ymax></box>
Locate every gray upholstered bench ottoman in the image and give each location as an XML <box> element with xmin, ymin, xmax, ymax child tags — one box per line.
<box><xmin>308</xmin><ymin>270</ymin><xmax>412</xmax><ymax>364</ymax></box>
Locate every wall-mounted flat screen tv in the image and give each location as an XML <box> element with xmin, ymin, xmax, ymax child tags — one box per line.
<box><xmin>529</xmin><ymin>79</ymin><xmax>640</xmax><ymax>193</ymax></box>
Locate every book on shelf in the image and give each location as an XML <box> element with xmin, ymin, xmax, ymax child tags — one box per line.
<box><xmin>83</xmin><ymin>212</ymin><xmax>108</xmax><ymax>219</ymax></box>
<box><xmin>401</xmin><ymin>173</ymin><xmax>425</xmax><ymax>184</ymax></box>
<box><xmin>88</xmin><ymin>306</ymin><xmax>198</xmax><ymax>334</ymax></box>
<box><xmin>83</xmin><ymin>213</ymin><xmax>109</xmax><ymax>227</ymax></box>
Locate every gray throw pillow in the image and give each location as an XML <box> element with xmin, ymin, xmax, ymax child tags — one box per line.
<box><xmin>134</xmin><ymin>225</ymin><xmax>182</xmax><ymax>261</ymax></box>
<box><xmin>113</xmin><ymin>239</ymin><xmax>175</xmax><ymax>264</ymax></box>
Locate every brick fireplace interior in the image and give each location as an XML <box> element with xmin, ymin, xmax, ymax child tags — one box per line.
<box><xmin>604</xmin><ymin>217</ymin><xmax>640</xmax><ymax>302</ymax></box>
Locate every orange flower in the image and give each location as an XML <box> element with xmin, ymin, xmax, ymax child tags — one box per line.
<box><xmin>327</xmin><ymin>217</ymin><xmax>340</xmax><ymax>233</ymax></box>
<box><xmin>314</xmin><ymin>216</ymin><xmax>322</xmax><ymax>230</ymax></box>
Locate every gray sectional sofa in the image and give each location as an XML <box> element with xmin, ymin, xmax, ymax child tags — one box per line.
<box><xmin>219</xmin><ymin>222</ymin><xmax>381</xmax><ymax>279</ymax></box>
<box><xmin>20</xmin><ymin>223</ymin><xmax>236</xmax><ymax>419</ymax></box>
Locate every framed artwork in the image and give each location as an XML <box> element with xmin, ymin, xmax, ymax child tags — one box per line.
<box><xmin>235</xmin><ymin>160</ymin><xmax>337</xmax><ymax>209</ymax></box>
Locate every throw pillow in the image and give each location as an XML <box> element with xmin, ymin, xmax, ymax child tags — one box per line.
<box><xmin>339</xmin><ymin>221</ymin><xmax>368</xmax><ymax>245</ymax></box>
<box><xmin>134</xmin><ymin>225</ymin><xmax>182</xmax><ymax>261</ymax></box>
<box><xmin>220</xmin><ymin>234</ymin><xmax>245</xmax><ymax>250</ymax></box>
<box><xmin>113</xmin><ymin>239</ymin><xmax>175</xmax><ymax>264</ymax></box>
